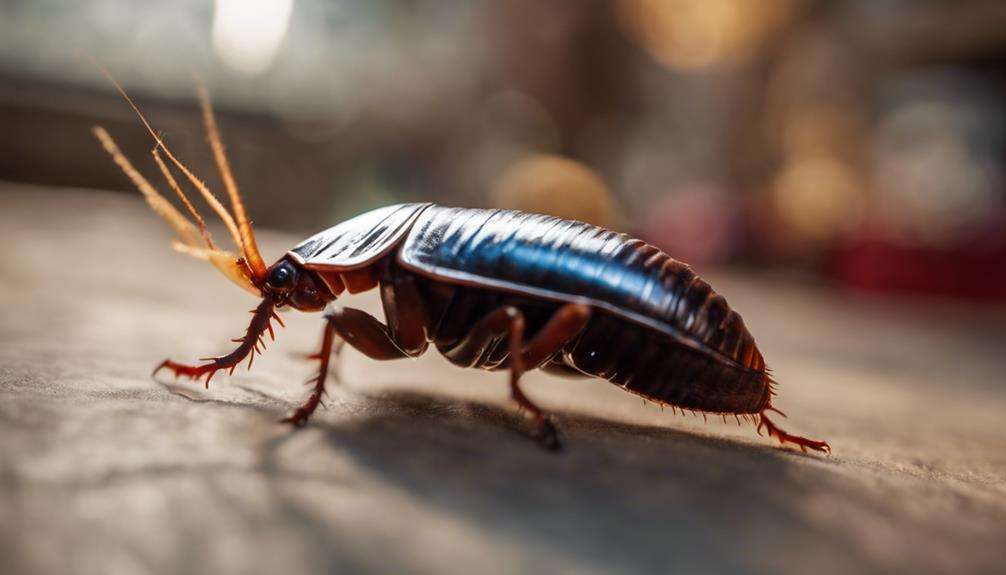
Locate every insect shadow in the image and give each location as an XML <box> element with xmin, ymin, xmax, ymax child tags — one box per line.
<box><xmin>244</xmin><ymin>389</ymin><xmax>853</xmax><ymax>574</ymax></box>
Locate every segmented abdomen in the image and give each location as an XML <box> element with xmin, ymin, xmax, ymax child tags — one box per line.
<box><xmin>398</xmin><ymin>206</ymin><xmax>772</xmax><ymax>413</ymax></box>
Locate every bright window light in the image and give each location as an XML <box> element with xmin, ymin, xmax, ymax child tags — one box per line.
<box><xmin>212</xmin><ymin>0</ymin><xmax>294</xmax><ymax>76</ymax></box>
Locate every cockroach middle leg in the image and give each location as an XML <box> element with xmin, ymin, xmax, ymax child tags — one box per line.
<box><xmin>452</xmin><ymin>303</ymin><xmax>591</xmax><ymax>451</ymax></box>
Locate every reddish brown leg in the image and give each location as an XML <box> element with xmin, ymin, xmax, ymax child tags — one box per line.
<box><xmin>757</xmin><ymin>411</ymin><xmax>831</xmax><ymax>454</ymax></box>
<box><xmin>281</xmin><ymin>319</ymin><xmax>344</xmax><ymax>427</ymax></box>
<box><xmin>155</xmin><ymin>296</ymin><xmax>282</xmax><ymax>388</ymax></box>
<box><xmin>282</xmin><ymin>269</ymin><xmax>428</xmax><ymax>427</ymax></box>
<box><xmin>450</xmin><ymin>303</ymin><xmax>591</xmax><ymax>451</ymax></box>
<box><xmin>282</xmin><ymin>305</ymin><xmax>423</xmax><ymax>426</ymax></box>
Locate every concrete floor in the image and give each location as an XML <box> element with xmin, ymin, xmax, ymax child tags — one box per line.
<box><xmin>2</xmin><ymin>185</ymin><xmax>1005</xmax><ymax>575</ymax></box>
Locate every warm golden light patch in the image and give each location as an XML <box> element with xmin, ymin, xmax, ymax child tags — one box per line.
<box><xmin>618</xmin><ymin>0</ymin><xmax>794</xmax><ymax>71</ymax></box>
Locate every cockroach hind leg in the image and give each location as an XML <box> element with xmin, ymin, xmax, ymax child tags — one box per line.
<box><xmin>757</xmin><ymin>411</ymin><xmax>831</xmax><ymax>454</ymax></box>
<box><xmin>532</xmin><ymin>417</ymin><xmax>562</xmax><ymax>452</ymax></box>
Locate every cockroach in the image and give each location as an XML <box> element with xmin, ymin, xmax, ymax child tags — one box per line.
<box><xmin>92</xmin><ymin>74</ymin><xmax>829</xmax><ymax>454</ymax></box>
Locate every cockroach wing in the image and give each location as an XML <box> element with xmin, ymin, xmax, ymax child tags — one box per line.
<box><xmin>398</xmin><ymin>206</ymin><xmax>761</xmax><ymax>372</ymax></box>
<box><xmin>288</xmin><ymin>203</ymin><xmax>432</xmax><ymax>271</ymax></box>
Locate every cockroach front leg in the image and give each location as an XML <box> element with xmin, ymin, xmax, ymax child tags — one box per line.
<box><xmin>281</xmin><ymin>318</ymin><xmax>343</xmax><ymax>427</ymax></box>
<box><xmin>155</xmin><ymin>297</ymin><xmax>281</xmax><ymax>387</ymax></box>
<box><xmin>283</xmin><ymin>269</ymin><xmax>429</xmax><ymax>426</ymax></box>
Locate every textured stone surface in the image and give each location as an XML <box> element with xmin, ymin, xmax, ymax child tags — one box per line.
<box><xmin>2</xmin><ymin>185</ymin><xmax>1005</xmax><ymax>574</ymax></box>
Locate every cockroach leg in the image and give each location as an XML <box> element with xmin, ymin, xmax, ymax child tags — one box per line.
<box><xmin>757</xmin><ymin>411</ymin><xmax>830</xmax><ymax>454</ymax></box>
<box><xmin>454</xmin><ymin>303</ymin><xmax>591</xmax><ymax>451</ymax></box>
<box><xmin>508</xmin><ymin>313</ymin><xmax>552</xmax><ymax>446</ymax></box>
<box><xmin>154</xmin><ymin>296</ymin><xmax>279</xmax><ymax>388</ymax></box>
<box><xmin>283</xmin><ymin>305</ymin><xmax>421</xmax><ymax>426</ymax></box>
<box><xmin>282</xmin><ymin>319</ymin><xmax>344</xmax><ymax>427</ymax></box>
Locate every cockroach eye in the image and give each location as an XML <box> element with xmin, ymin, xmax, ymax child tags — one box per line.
<box><xmin>267</xmin><ymin>263</ymin><xmax>295</xmax><ymax>291</ymax></box>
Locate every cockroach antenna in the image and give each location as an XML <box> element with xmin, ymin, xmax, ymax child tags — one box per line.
<box><xmin>194</xmin><ymin>78</ymin><xmax>267</xmax><ymax>281</ymax></box>
<box><xmin>92</xmin><ymin>126</ymin><xmax>202</xmax><ymax>250</ymax></box>
<box><xmin>90</xmin><ymin>61</ymin><xmax>264</xmax><ymax>295</ymax></box>
<box><xmin>151</xmin><ymin>146</ymin><xmax>215</xmax><ymax>250</ymax></box>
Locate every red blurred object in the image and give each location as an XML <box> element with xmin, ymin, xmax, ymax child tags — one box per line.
<box><xmin>830</xmin><ymin>226</ymin><xmax>1006</xmax><ymax>301</ymax></box>
<box><xmin>643</xmin><ymin>184</ymin><xmax>739</xmax><ymax>266</ymax></box>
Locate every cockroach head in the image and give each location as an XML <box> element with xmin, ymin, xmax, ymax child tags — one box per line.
<box><xmin>262</xmin><ymin>258</ymin><xmax>334</xmax><ymax>312</ymax></box>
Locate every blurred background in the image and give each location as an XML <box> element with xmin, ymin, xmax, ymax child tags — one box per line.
<box><xmin>3</xmin><ymin>5</ymin><xmax>1006</xmax><ymax>574</ymax></box>
<box><xmin>1</xmin><ymin>0</ymin><xmax>1005</xmax><ymax>300</ymax></box>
